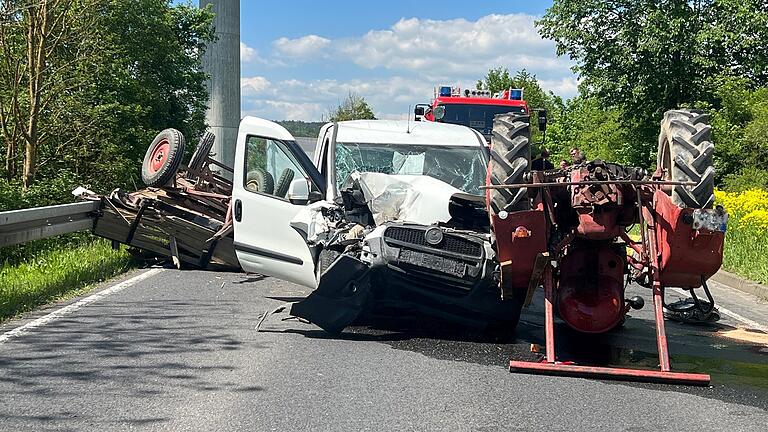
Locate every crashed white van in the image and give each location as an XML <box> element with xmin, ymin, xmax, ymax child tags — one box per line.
<box><xmin>233</xmin><ymin>117</ymin><xmax>518</xmax><ymax>333</ymax></box>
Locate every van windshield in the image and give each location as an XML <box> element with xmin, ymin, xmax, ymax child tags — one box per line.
<box><xmin>335</xmin><ymin>142</ymin><xmax>487</xmax><ymax>195</ymax></box>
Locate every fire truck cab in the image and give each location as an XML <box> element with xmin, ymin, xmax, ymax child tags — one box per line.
<box><xmin>415</xmin><ymin>86</ymin><xmax>529</xmax><ymax>142</ymax></box>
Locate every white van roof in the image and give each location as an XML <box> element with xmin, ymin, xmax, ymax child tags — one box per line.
<box><xmin>333</xmin><ymin>120</ymin><xmax>486</xmax><ymax>147</ymax></box>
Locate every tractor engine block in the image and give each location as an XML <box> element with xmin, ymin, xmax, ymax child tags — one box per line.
<box><xmin>569</xmin><ymin>161</ymin><xmax>638</xmax><ymax>240</ymax></box>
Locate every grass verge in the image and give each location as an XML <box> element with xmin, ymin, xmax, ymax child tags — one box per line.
<box><xmin>1</xmin><ymin>238</ymin><xmax>135</xmax><ymax>322</ymax></box>
<box><xmin>721</xmin><ymin>220</ymin><xmax>768</xmax><ymax>284</ymax></box>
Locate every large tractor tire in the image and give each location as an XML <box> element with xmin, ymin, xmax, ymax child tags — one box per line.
<box><xmin>487</xmin><ymin>114</ymin><xmax>531</xmax><ymax>215</ymax></box>
<box><xmin>142</xmin><ymin>128</ymin><xmax>186</xmax><ymax>187</ymax></box>
<box><xmin>657</xmin><ymin>109</ymin><xmax>715</xmax><ymax>209</ymax></box>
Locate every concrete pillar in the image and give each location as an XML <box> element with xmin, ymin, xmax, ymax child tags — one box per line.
<box><xmin>200</xmin><ymin>0</ymin><xmax>240</xmax><ymax>173</ymax></box>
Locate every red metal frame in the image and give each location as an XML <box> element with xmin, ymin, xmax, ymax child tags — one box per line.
<box><xmin>509</xmin><ymin>256</ymin><xmax>710</xmax><ymax>385</ymax></box>
<box><xmin>505</xmin><ymin>180</ymin><xmax>712</xmax><ymax>386</ymax></box>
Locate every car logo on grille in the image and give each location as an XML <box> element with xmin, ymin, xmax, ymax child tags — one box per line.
<box><xmin>424</xmin><ymin>227</ymin><xmax>444</xmax><ymax>245</ymax></box>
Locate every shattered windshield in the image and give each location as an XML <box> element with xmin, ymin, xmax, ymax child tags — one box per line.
<box><xmin>437</xmin><ymin>104</ymin><xmax>527</xmax><ymax>136</ymax></box>
<box><xmin>335</xmin><ymin>142</ymin><xmax>487</xmax><ymax>195</ymax></box>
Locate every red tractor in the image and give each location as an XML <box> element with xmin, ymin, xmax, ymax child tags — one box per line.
<box><xmin>484</xmin><ymin>109</ymin><xmax>727</xmax><ymax>385</ymax></box>
<box><xmin>415</xmin><ymin>85</ymin><xmax>530</xmax><ymax>142</ymax></box>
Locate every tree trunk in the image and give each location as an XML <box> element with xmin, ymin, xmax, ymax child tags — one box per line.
<box><xmin>21</xmin><ymin>1</ymin><xmax>49</xmax><ymax>190</ymax></box>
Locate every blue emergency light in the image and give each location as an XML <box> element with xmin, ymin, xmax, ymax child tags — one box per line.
<box><xmin>439</xmin><ymin>86</ymin><xmax>452</xmax><ymax>97</ymax></box>
<box><xmin>509</xmin><ymin>89</ymin><xmax>523</xmax><ymax>100</ymax></box>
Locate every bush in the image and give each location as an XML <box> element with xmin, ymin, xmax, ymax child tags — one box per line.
<box><xmin>722</xmin><ymin>167</ymin><xmax>768</xmax><ymax>192</ymax></box>
<box><xmin>715</xmin><ymin>189</ymin><xmax>768</xmax><ymax>283</ymax></box>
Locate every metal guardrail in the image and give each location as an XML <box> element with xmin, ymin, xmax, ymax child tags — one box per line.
<box><xmin>0</xmin><ymin>201</ymin><xmax>100</xmax><ymax>247</ymax></box>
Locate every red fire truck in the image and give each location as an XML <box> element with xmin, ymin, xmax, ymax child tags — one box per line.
<box><xmin>415</xmin><ymin>85</ymin><xmax>530</xmax><ymax>141</ymax></box>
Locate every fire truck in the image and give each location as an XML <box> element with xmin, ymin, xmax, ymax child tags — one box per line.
<box><xmin>414</xmin><ymin>85</ymin><xmax>530</xmax><ymax>141</ymax></box>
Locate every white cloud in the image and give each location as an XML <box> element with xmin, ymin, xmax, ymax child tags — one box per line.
<box><xmin>244</xmin><ymin>101</ymin><xmax>325</xmax><ymax>121</ymax></box>
<box><xmin>240</xmin><ymin>42</ymin><xmax>266</xmax><ymax>64</ymax></box>
<box><xmin>241</xmin><ymin>76</ymin><xmax>271</xmax><ymax>95</ymax></box>
<box><xmin>241</xmin><ymin>75</ymin><xmax>434</xmax><ymax>121</ymax></box>
<box><xmin>539</xmin><ymin>77</ymin><xmax>580</xmax><ymax>97</ymax></box>
<box><xmin>263</xmin><ymin>14</ymin><xmax>573</xmax><ymax>83</ymax></box>
<box><xmin>240</xmin><ymin>42</ymin><xmax>255</xmax><ymax>62</ymax></box>
<box><xmin>273</xmin><ymin>35</ymin><xmax>331</xmax><ymax>58</ymax></box>
<box><xmin>337</xmin><ymin>14</ymin><xmax>559</xmax><ymax>76</ymax></box>
<box><xmin>244</xmin><ymin>13</ymin><xmax>578</xmax><ymax>120</ymax></box>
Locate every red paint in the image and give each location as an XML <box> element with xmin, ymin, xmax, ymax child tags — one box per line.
<box><xmin>557</xmin><ymin>244</ymin><xmax>625</xmax><ymax>333</ymax></box>
<box><xmin>543</xmin><ymin>265</ymin><xmax>555</xmax><ymax>363</ymax></box>
<box><xmin>509</xmin><ymin>361</ymin><xmax>710</xmax><ymax>386</ymax></box>
<box><xmin>569</xmin><ymin>168</ymin><xmax>634</xmax><ymax>240</ymax></box>
<box><xmin>490</xmin><ymin>210</ymin><xmax>548</xmax><ymax>293</ymax></box>
<box><xmin>423</xmin><ymin>96</ymin><xmax>529</xmax><ymax>122</ymax></box>
<box><xmin>653</xmin><ymin>190</ymin><xmax>725</xmax><ymax>288</ymax></box>
<box><xmin>149</xmin><ymin>139</ymin><xmax>170</xmax><ymax>174</ymax></box>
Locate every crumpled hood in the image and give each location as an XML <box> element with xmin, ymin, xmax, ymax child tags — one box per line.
<box><xmin>342</xmin><ymin>171</ymin><xmax>463</xmax><ymax>225</ymax></box>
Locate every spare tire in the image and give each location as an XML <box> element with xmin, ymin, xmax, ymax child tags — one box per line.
<box><xmin>186</xmin><ymin>131</ymin><xmax>215</xmax><ymax>178</ymax></box>
<box><xmin>486</xmin><ymin>114</ymin><xmax>531</xmax><ymax>215</ymax></box>
<box><xmin>246</xmin><ymin>168</ymin><xmax>274</xmax><ymax>194</ymax></box>
<box><xmin>142</xmin><ymin>128</ymin><xmax>186</xmax><ymax>187</ymax></box>
<box><xmin>657</xmin><ymin>109</ymin><xmax>715</xmax><ymax>208</ymax></box>
<box><xmin>274</xmin><ymin>168</ymin><xmax>295</xmax><ymax>198</ymax></box>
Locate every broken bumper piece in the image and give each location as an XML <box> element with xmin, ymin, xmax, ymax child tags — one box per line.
<box><xmin>289</xmin><ymin>254</ymin><xmax>372</xmax><ymax>334</ymax></box>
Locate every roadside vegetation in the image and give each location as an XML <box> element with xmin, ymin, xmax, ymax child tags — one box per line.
<box><xmin>0</xmin><ymin>236</ymin><xmax>135</xmax><ymax>321</ymax></box>
<box><xmin>715</xmin><ymin>189</ymin><xmax>768</xmax><ymax>283</ymax></box>
<box><xmin>0</xmin><ymin>0</ymin><xmax>213</xmax><ymax>316</ymax></box>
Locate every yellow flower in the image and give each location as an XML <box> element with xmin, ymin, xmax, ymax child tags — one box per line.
<box><xmin>715</xmin><ymin>188</ymin><xmax>768</xmax><ymax>217</ymax></box>
<box><xmin>741</xmin><ymin>209</ymin><xmax>768</xmax><ymax>231</ymax></box>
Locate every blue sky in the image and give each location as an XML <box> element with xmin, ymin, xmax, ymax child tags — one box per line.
<box><xmin>231</xmin><ymin>1</ymin><xmax>576</xmax><ymax>121</ymax></box>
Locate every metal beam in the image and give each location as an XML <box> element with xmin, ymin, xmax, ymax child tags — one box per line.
<box><xmin>0</xmin><ymin>201</ymin><xmax>100</xmax><ymax>247</ymax></box>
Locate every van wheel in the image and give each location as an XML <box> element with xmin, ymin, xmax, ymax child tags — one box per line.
<box><xmin>485</xmin><ymin>297</ymin><xmax>524</xmax><ymax>342</ymax></box>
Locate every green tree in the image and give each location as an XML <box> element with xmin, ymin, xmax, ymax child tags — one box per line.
<box><xmin>276</xmin><ymin>120</ymin><xmax>325</xmax><ymax>137</ymax></box>
<box><xmin>706</xmin><ymin>75</ymin><xmax>768</xmax><ymax>188</ymax></box>
<box><xmin>537</xmin><ymin>0</ymin><xmax>768</xmax><ymax>167</ymax></box>
<box><xmin>476</xmin><ymin>68</ymin><xmax>560</xmax><ymax>115</ymax></box>
<box><xmin>476</xmin><ymin>67</ymin><xmax>563</xmax><ymax>146</ymax></box>
<box><xmin>0</xmin><ymin>0</ymin><xmax>214</xmax><ymax>198</ymax></box>
<box><xmin>327</xmin><ymin>92</ymin><xmax>376</xmax><ymax>122</ymax></box>
<box><xmin>546</xmin><ymin>95</ymin><xmax>633</xmax><ymax>165</ymax></box>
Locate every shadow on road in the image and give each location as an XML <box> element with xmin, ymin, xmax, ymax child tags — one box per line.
<box><xmin>0</xmin><ymin>298</ymin><xmax>263</xmax><ymax>410</ymax></box>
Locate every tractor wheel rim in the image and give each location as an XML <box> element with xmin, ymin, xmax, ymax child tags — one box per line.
<box><xmin>150</xmin><ymin>140</ymin><xmax>171</xmax><ymax>173</ymax></box>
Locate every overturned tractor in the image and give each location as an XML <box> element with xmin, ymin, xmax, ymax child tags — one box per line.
<box><xmin>485</xmin><ymin>109</ymin><xmax>727</xmax><ymax>385</ymax></box>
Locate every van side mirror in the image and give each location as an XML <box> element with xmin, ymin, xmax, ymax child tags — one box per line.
<box><xmin>414</xmin><ymin>104</ymin><xmax>429</xmax><ymax>121</ymax></box>
<box><xmin>287</xmin><ymin>178</ymin><xmax>310</xmax><ymax>205</ymax></box>
<box><xmin>537</xmin><ymin>109</ymin><xmax>548</xmax><ymax>132</ymax></box>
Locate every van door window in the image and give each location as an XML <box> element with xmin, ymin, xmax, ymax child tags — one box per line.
<box><xmin>244</xmin><ymin>137</ymin><xmax>306</xmax><ymax>199</ymax></box>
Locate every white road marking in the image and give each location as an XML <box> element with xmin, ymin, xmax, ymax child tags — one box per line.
<box><xmin>670</xmin><ymin>287</ymin><xmax>768</xmax><ymax>333</ymax></box>
<box><xmin>0</xmin><ymin>268</ymin><xmax>164</xmax><ymax>344</ymax></box>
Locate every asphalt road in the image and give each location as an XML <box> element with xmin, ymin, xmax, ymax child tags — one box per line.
<box><xmin>0</xmin><ymin>267</ymin><xmax>766</xmax><ymax>431</ymax></box>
